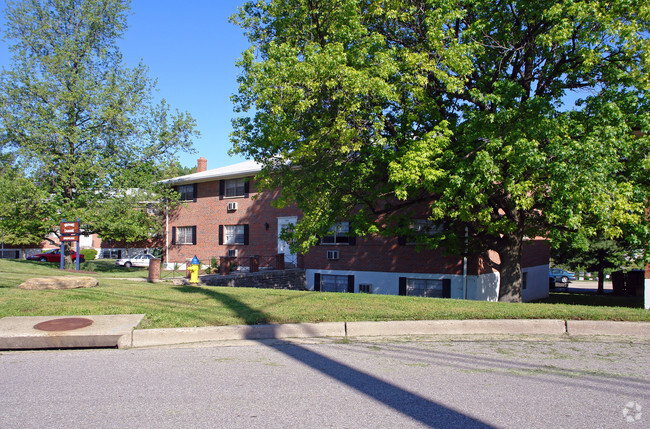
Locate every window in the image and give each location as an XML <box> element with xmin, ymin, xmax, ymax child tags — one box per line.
<box><xmin>326</xmin><ymin>250</ymin><xmax>339</xmax><ymax>260</ymax></box>
<box><xmin>225</xmin><ymin>178</ymin><xmax>246</xmax><ymax>197</ymax></box>
<box><xmin>219</xmin><ymin>225</ymin><xmax>249</xmax><ymax>245</ymax></box>
<box><xmin>314</xmin><ymin>273</ymin><xmax>354</xmax><ymax>293</ymax></box>
<box><xmin>178</xmin><ymin>184</ymin><xmax>196</xmax><ymax>201</ymax></box>
<box><xmin>321</xmin><ymin>222</ymin><xmax>350</xmax><ymax>245</ymax></box>
<box><xmin>224</xmin><ymin>225</ymin><xmax>245</xmax><ymax>245</ymax></box>
<box><xmin>522</xmin><ymin>272</ymin><xmax>527</xmax><ymax>290</ymax></box>
<box><xmin>321</xmin><ymin>274</ymin><xmax>350</xmax><ymax>293</ymax></box>
<box><xmin>411</xmin><ymin>219</ymin><xmax>442</xmax><ymax>235</ymax></box>
<box><xmin>359</xmin><ymin>284</ymin><xmax>373</xmax><ymax>294</ymax></box>
<box><xmin>402</xmin><ymin>219</ymin><xmax>443</xmax><ymax>244</ymax></box>
<box><xmin>174</xmin><ymin>226</ymin><xmax>196</xmax><ymax>245</ymax></box>
<box><xmin>402</xmin><ymin>278</ymin><xmax>446</xmax><ymax>298</ymax></box>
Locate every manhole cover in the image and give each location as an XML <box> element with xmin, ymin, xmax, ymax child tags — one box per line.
<box><xmin>34</xmin><ymin>317</ymin><xmax>93</xmax><ymax>332</ymax></box>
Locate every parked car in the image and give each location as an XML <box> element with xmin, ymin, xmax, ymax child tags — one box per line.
<box><xmin>115</xmin><ymin>254</ymin><xmax>156</xmax><ymax>268</ymax></box>
<box><xmin>27</xmin><ymin>249</ymin><xmax>85</xmax><ymax>263</ymax></box>
<box><xmin>549</xmin><ymin>268</ymin><xmax>576</xmax><ymax>284</ymax></box>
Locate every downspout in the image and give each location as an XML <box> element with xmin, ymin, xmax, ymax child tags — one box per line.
<box><xmin>463</xmin><ymin>225</ymin><xmax>468</xmax><ymax>300</ymax></box>
<box><xmin>165</xmin><ymin>205</ymin><xmax>169</xmax><ymax>268</ymax></box>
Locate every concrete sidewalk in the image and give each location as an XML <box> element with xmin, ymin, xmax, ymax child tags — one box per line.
<box><xmin>0</xmin><ymin>315</ymin><xmax>144</xmax><ymax>350</ymax></box>
<box><xmin>2</xmin><ymin>316</ymin><xmax>648</xmax><ymax>350</ymax></box>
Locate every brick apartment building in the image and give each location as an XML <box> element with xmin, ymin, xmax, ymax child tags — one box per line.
<box><xmin>161</xmin><ymin>158</ymin><xmax>551</xmax><ymax>302</ymax></box>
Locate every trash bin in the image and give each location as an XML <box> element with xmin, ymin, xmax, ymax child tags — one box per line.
<box><xmin>628</xmin><ymin>270</ymin><xmax>645</xmax><ymax>297</ymax></box>
<box><xmin>148</xmin><ymin>258</ymin><xmax>161</xmax><ymax>282</ymax></box>
<box><xmin>611</xmin><ymin>270</ymin><xmax>625</xmax><ymax>295</ymax></box>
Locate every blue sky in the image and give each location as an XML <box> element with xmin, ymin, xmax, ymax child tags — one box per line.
<box><xmin>0</xmin><ymin>0</ymin><xmax>251</xmax><ymax>170</ymax></box>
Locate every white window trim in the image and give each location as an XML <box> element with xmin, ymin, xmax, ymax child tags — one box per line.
<box><xmin>179</xmin><ymin>184</ymin><xmax>195</xmax><ymax>201</ymax></box>
<box><xmin>406</xmin><ymin>278</ymin><xmax>444</xmax><ymax>297</ymax></box>
<box><xmin>224</xmin><ymin>178</ymin><xmax>246</xmax><ymax>198</ymax></box>
<box><xmin>406</xmin><ymin>219</ymin><xmax>443</xmax><ymax>244</ymax></box>
<box><xmin>321</xmin><ymin>274</ymin><xmax>349</xmax><ymax>293</ymax></box>
<box><xmin>176</xmin><ymin>226</ymin><xmax>194</xmax><ymax>245</ymax></box>
<box><xmin>224</xmin><ymin>225</ymin><xmax>245</xmax><ymax>245</ymax></box>
<box><xmin>321</xmin><ymin>222</ymin><xmax>350</xmax><ymax>245</ymax></box>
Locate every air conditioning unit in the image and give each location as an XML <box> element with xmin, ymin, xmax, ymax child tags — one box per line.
<box><xmin>227</xmin><ymin>249</ymin><xmax>238</xmax><ymax>257</ymax></box>
<box><xmin>227</xmin><ymin>202</ymin><xmax>238</xmax><ymax>211</ymax></box>
<box><xmin>326</xmin><ymin>250</ymin><xmax>339</xmax><ymax>260</ymax></box>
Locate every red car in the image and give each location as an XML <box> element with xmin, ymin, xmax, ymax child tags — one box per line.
<box><xmin>27</xmin><ymin>249</ymin><xmax>85</xmax><ymax>263</ymax></box>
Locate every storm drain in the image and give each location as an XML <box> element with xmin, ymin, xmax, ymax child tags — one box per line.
<box><xmin>34</xmin><ymin>317</ymin><xmax>94</xmax><ymax>332</ymax></box>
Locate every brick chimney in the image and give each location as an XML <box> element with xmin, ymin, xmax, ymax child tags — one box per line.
<box><xmin>197</xmin><ymin>157</ymin><xmax>207</xmax><ymax>173</ymax></box>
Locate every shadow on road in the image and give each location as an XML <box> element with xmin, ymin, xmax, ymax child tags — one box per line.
<box><xmin>176</xmin><ymin>285</ymin><xmax>495</xmax><ymax>428</ymax></box>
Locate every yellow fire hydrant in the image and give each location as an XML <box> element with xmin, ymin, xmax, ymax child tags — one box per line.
<box><xmin>189</xmin><ymin>255</ymin><xmax>200</xmax><ymax>284</ymax></box>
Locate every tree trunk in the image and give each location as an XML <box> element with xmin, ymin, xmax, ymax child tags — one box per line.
<box><xmin>496</xmin><ymin>234</ymin><xmax>524</xmax><ymax>303</ymax></box>
<box><xmin>597</xmin><ymin>267</ymin><xmax>604</xmax><ymax>295</ymax></box>
<box><xmin>63</xmin><ymin>243</ymin><xmax>73</xmax><ymax>268</ymax></box>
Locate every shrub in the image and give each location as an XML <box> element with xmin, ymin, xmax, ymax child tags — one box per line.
<box><xmin>80</xmin><ymin>248</ymin><xmax>98</xmax><ymax>260</ymax></box>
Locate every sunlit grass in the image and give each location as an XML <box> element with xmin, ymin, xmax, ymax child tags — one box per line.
<box><xmin>0</xmin><ymin>259</ymin><xmax>647</xmax><ymax>329</ymax></box>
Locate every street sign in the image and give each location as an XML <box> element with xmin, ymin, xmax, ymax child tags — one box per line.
<box><xmin>61</xmin><ymin>235</ymin><xmax>78</xmax><ymax>242</ymax></box>
<box><xmin>60</xmin><ymin>221</ymin><xmax>79</xmax><ymax>235</ymax></box>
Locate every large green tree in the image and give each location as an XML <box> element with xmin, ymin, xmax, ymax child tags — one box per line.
<box><xmin>0</xmin><ymin>0</ymin><xmax>197</xmax><ymax>258</ymax></box>
<box><xmin>0</xmin><ymin>161</ymin><xmax>53</xmax><ymax>257</ymax></box>
<box><xmin>231</xmin><ymin>0</ymin><xmax>650</xmax><ymax>301</ymax></box>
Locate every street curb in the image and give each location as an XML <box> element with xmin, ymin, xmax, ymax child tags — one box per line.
<box><xmin>4</xmin><ymin>317</ymin><xmax>648</xmax><ymax>350</ymax></box>
<box><xmin>130</xmin><ymin>319</ymin><xmax>650</xmax><ymax>348</ymax></box>
<box><xmin>131</xmin><ymin>322</ymin><xmax>345</xmax><ymax>347</ymax></box>
<box><xmin>566</xmin><ymin>320</ymin><xmax>650</xmax><ymax>337</ymax></box>
<box><xmin>345</xmin><ymin>319</ymin><xmax>567</xmax><ymax>337</ymax></box>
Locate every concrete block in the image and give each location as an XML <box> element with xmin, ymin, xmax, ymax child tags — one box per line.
<box><xmin>0</xmin><ymin>314</ymin><xmax>144</xmax><ymax>350</ymax></box>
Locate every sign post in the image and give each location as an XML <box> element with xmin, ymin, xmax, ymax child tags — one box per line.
<box><xmin>60</xmin><ymin>228</ymin><xmax>65</xmax><ymax>270</ymax></box>
<box><xmin>60</xmin><ymin>219</ymin><xmax>81</xmax><ymax>271</ymax></box>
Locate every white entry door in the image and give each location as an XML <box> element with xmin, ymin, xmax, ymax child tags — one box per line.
<box><xmin>277</xmin><ymin>216</ymin><xmax>298</xmax><ymax>267</ymax></box>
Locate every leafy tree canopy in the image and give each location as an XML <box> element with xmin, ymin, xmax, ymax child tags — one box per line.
<box><xmin>231</xmin><ymin>0</ymin><xmax>650</xmax><ymax>301</ymax></box>
<box><xmin>0</xmin><ymin>0</ymin><xmax>198</xmax><ymax>249</ymax></box>
<box><xmin>0</xmin><ymin>162</ymin><xmax>53</xmax><ymax>251</ymax></box>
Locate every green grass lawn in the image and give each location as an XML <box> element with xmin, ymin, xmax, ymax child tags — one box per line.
<box><xmin>0</xmin><ymin>259</ymin><xmax>647</xmax><ymax>329</ymax></box>
<box><xmin>1</xmin><ymin>258</ymin><xmax>188</xmax><ymax>280</ymax></box>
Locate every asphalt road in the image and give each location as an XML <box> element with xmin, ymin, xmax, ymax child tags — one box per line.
<box><xmin>1</xmin><ymin>335</ymin><xmax>648</xmax><ymax>428</ymax></box>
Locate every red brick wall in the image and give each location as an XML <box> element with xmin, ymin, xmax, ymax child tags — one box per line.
<box><xmin>521</xmin><ymin>238</ymin><xmax>550</xmax><ymax>268</ymax></box>
<box><xmin>168</xmin><ymin>177</ymin><xmax>550</xmax><ymax>275</ymax></box>
<box><xmin>302</xmin><ymin>236</ymin><xmax>464</xmax><ymax>274</ymax></box>
<box><xmin>168</xmin><ymin>178</ymin><xmax>299</xmax><ymax>263</ymax></box>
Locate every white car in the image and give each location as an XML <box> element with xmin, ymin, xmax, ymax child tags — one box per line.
<box><xmin>115</xmin><ymin>254</ymin><xmax>156</xmax><ymax>268</ymax></box>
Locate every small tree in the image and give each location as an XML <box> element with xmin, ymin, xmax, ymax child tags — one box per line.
<box><xmin>0</xmin><ymin>0</ymin><xmax>197</xmax><ymax>265</ymax></box>
<box><xmin>552</xmin><ymin>233</ymin><xmax>639</xmax><ymax>294</ymax></box>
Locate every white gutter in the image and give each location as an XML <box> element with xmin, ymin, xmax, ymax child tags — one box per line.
<box><xmin>463</xmin><ymin>225</ymin><xmax>468</xmax><ymax>300</ymax></box>
<box><xmin>165</xmin><ymin>206</ymin><xmax>169</xmax><ymax>266</ymax></box>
